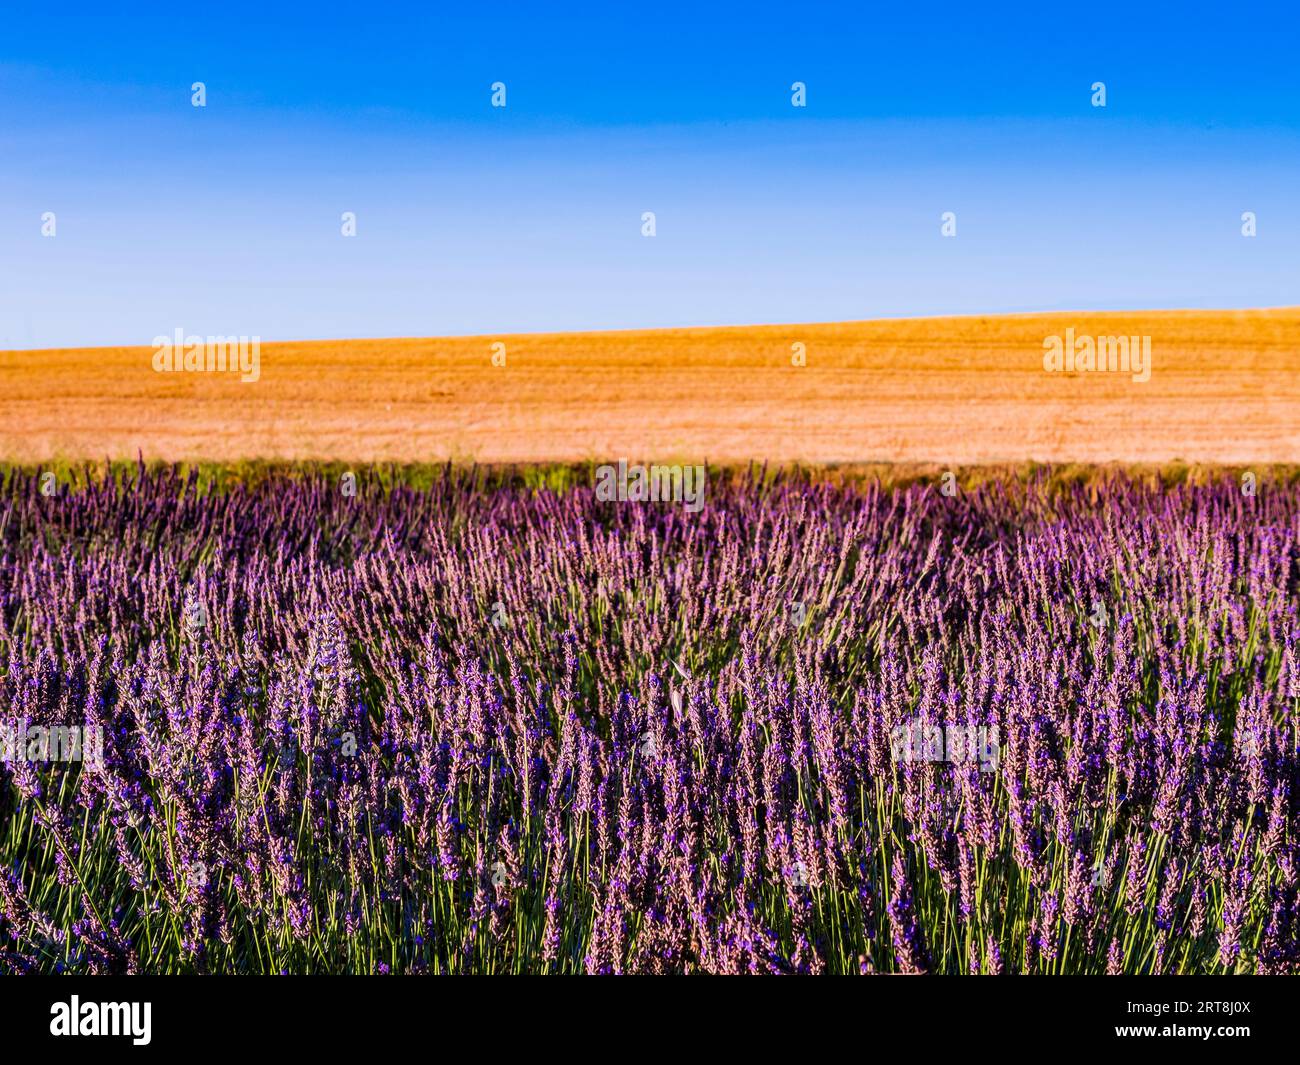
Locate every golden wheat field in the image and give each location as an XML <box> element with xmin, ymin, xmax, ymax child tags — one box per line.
<box><xmin>1</xmin><ymin>308</ymin><xmax>1297</xmax><ymax>465</ymax></box>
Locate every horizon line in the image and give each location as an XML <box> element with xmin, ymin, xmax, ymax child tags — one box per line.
<box><xmin>5</xmin><ymin>305</ymin><xmax>1297</xmax><ymax>355</ymax></box>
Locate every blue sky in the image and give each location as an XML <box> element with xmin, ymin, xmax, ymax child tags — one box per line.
<box><xmin>1</xmin><ymin>1</ymin><xmax>1296</xmax><ymax>348</ymax></box>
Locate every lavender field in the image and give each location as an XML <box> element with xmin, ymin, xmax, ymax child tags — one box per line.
<box><xmin>1</xmin><ymin>465</ymin><xmax>1297</xmax><ymax>975</ymax></box>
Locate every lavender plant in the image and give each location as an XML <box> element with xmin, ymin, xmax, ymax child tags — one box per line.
<box><xmin>0</xmin><ymin>465</ymin><xmax>1296</xmax><ymax>974</ymax></box>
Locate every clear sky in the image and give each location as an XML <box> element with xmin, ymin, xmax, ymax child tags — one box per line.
<box><xmin>1</xmin><ymin>1</ymin><xmax>1296</xmax><ymax>349</ymax></box>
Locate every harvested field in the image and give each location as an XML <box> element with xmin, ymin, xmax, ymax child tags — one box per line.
<box><xmin>1</xmin><ymin>308</ymin><xmax>1297</xmax><ymax>464</ymax></box>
